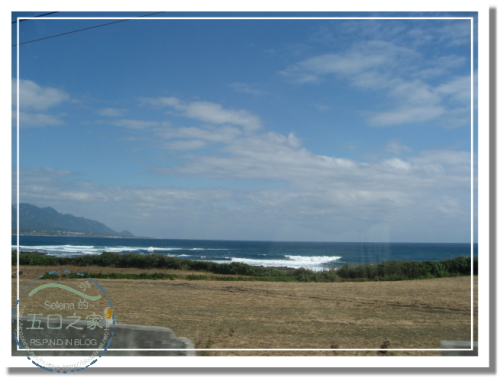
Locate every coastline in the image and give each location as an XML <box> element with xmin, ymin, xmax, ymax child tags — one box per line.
<box><xmin>13</xmin><ymin>236</ymin><xmax>477</xmax><ymax>276</ymax></box>
<box><xmin>14</xmin><ymin>251</ymin><xmax>477</xmax><ymax>283</ymax></box>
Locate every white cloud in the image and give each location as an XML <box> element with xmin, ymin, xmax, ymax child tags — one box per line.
<box><xmin>18</xmin><ymin>167</ymin><xmax>231</xmax><ymax>206</ymax></box>
<box><xmin>415</xmin><ymin>55</ymin><xmax>467</xmax><ymax>79</ymax></box>
<box><xmin>384</xmin><ymin>140</ymin><xmax>413</xmax><ymax>155</ymax></box>
<box><xmin>97</xmin><ymin>108</ymin><xmax>127</xmax><ymax>117</ymax></box>
<box><xmin>390</xmin><ymin>79</ymin><xmax>441</xmax><ymax>106</ymax></box>
<box><xmin>366</xmin><ymin>74</ymin><xmax>470</xmax><ymax>126</ymax></box>
<box><xmin>155</xmin><ymin>128</ymin><xmax>469</xmax><ymax>207</ymax></box>
<box><xmin>280</xmin><ymin>40</ymin><xmax>417</xmax><ymax>84</ymax></box>
<box><xmin>279</xmin><ymin>36</ymin><xmax>471</xmax><ymax>127</ymax></box>
<box><xmin>14</xmin><ymin>112</ymin><xmax>65</xmax><ymax>127</ymax></box>
<box><xmin>185</xmin><ymin>102</ymin><xmax>262</xmax><ymax>131</ymax></box>
<box><xmin>409</xmin><ymin>149</ymin><xmax>471</xmax><ymax>166</ymax></box>
<box><xmin>137</xmin><ymin>94</ymin><xmax>469</xmax><ymax>226</ymax></box>
<box><xmin>12</xmin><ymin>79</ymin><xmax>70</xmax><ymax>127</ymax></box>
<box><xmin>19</xmin><ymin>166</ymin><xmax>75</xmax><ymax>181</ymax></box>
<box><xmin>158</xmin><ymin>125</ymin><xmax>242</xmax><ymax>145</ymax></box>
<box><xmin>382</xmin><ymin>158</ymin><xmax>412</xmax><ymax>172</ymax></box>
<box><xmin>435</xmin><ymin>22</ymin><xmax>472</xmax><ymax>47</ymax></box>
<box><xmin>111</xmin><ymin>119</ymin><xmax>165</xmax><ymax>129</ymax></box>
<box><xmin>342</xmin><ymin>145</ymin><xmax>357</xmax><ymax>150</ymax></box>
<box><xmin>144</xmin><ymin>97</ymin><xmax>263</xmax><ymax>131</ymax></box>
<box><xmin>163</xmin><ymin>140</ymin><xmax>207</xmax><ymax>150</ymax></box>
<box><xmin>18</xmin><ymin>133</ymin><xmax>471</xmax><ymax>242</ymax></box>
<box><xmin>287</xmin><ymin>133</ymin><xmax>302</xmax><ymax>149</ymax></box>
<box><xmin>13</xmin><ymin>79</ymin><xmax>70</xmax><ymax>111</ymax></box>
<box><xmin>334</xmin><ymin>19</ymin><xmax>471</xmax><ymax>48</ymax></box>
<box><xmin>369</xmin><ymin>105</ymin><xmax>445</xmax><ymax>126</ymax></box>
<box><xmin>313</xmin><ymin>104</ymin><xmax>330</xmax><ymax>112</ymax></box>
<box><xmin>230</xmin><ymin>82</ymin><xmax>265</xmax><ymax>96</ymax></box>
<box><xmin>435</xmin><ymin>75</ymin><xmax>471</xmax><ymax>104</ymax></box>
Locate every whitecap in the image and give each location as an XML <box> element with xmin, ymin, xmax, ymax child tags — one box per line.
<box><xmin>225</xmin><ymin>255</ymin><xmax>342</xmax><ymax>271</ymax></box>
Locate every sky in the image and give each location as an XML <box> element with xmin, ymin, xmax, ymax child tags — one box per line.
<box><xmin>11</xmin><ymin>12</ymin><xmax>478</xmax><ymax>243</ymax></box>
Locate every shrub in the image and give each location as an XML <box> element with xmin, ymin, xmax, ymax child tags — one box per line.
<box><xmin>15</xmin><ymin>251</ymin><xmax>477</xmax><ymax>283</ymax></box>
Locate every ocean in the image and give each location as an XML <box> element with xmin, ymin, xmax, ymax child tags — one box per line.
<box><xmin>12</xmin><ymin>236</ymin><xmax>478</xmax><ymax>272</ymax></box>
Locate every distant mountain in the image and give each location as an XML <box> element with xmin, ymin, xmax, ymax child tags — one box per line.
<box><xmin>118</xmin><ymin>230</ymin><xmax>134</xmax><ymax>237</ymax></box>
<box><xmin>12</xmin><ymin>203</ymin><xmax>134</xmax><ymax>237</ymax></box>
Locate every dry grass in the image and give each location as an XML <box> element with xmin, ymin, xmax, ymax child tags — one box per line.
<box><xmin>12</xmin><ymin>266</ymin><xmax>478</xmax><ymax>356</ymax></box>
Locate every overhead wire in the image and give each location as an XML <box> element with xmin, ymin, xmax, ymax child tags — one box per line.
<box><xmin>12</xmin><ymin>12</ymin><xmax>59</xmax><ymax>24</ymax></box>
<box><xmin>13</xmin><ymin>12</ymin><xmax>165</xmax><ymax>47</ymax></box>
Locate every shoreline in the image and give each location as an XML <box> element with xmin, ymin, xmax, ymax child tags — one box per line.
<box><xmin>12</xmin><ymin>236</ymin><xmax>478</xmax><ymax>272</ymax></box>
<box><xmin>13</xmin><ymin>251</ymin><xmax>477</xmax><ymax>283</ymax></box>
<box><xmin>13</xmin><ymin>250</ymin><xmax>312</xmax><ymax>271</ymax></box>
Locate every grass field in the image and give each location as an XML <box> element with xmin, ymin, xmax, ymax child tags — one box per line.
<box><xmin>12</xmin><ymin>265</ymin><xmax>477</xmax><ymax>356</ymax></box>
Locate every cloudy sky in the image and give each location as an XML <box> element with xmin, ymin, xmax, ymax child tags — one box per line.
<box><xmin>12</xmin><ymin>12</ymin><xmax>477</xmax><ymax>242</ymax></box>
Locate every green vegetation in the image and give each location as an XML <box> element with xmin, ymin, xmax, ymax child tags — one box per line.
<box><xmin>14</xmin><ymin>251</ymin><xmax>477</xmax><ymax>283</ymax></box>
<box><xmin>335</xmin><ymin>256</ymin><xmax>477</xmax><ymax>280</ymax></box>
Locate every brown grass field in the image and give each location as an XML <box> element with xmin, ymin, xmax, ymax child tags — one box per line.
<box><xmin>12</xmin><ymin>265</ymin><xmax>478</xmax><ymax>356</ymax></box>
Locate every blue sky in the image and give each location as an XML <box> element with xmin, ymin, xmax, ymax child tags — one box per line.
<box><xmin>12</xmin><ymin>12</ymin><xmax>477</xmax><ymax>242</ymax></box>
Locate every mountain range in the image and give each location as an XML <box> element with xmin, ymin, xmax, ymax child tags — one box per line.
<box><xmin>12</xmin><ymin>203</ymin><xmax>134</xmax><ymax>237</ymax></box>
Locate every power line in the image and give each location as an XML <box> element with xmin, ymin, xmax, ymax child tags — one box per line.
<box><xmin>15</xmin><ymin>19</ymin><xmax>128</xmax><ymax>46</ymax></box>
<box><xmin>13</xmin><ymin>12</ymin><xmax>165</xmax><ymax>47</ymax></box>
<box><xmin>12</xmin><ymin>12</ymin><xmax>59</xmax><ymax>24</ymax></box>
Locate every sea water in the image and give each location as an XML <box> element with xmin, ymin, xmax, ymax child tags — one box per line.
<box><xmin>12</xmin><ymin>236</ymin><xmax>477</xmax><ymax>272</ymax></box>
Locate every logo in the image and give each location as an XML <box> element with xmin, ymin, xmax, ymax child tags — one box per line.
<box><xmin>13</xmin><ymin>270</ymin><xmax>115</xmax><ymax>373</ymax></box>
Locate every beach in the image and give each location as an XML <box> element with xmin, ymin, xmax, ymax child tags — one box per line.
<box><xmin>12</xmin><ymin>265</ymin><xmax>477</xmax><ymax>356</ymax></box>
